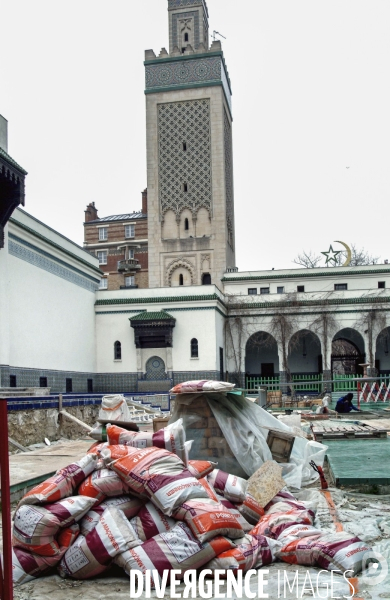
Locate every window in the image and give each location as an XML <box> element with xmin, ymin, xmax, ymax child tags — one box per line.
<box><xmin>184</xmin><ymin>33</ymin><xmax>189</xmax><ymax>42</ymax></box>
<box><xmin>219</xmin><ymin>347</ymin><xmax>224</xmax><ymax>381</ymax></box>
<box><xmin>191</xmin><ymin>338</ymin><xmax>199</xmax><ymax>358</ymax></box>
<box><xmin>114</xmin><ymin>341</ymin><xmax>122</xmax><ymax>360</ymax></box>
<box><xmin>97</xmin><ymin>250</ymin><xmax>107</xmax><ymax>265</ymax></box>
<box><xmin>260</xmin><ymin>287</ymin><xmax>270</xmax><ymax>295</ymax></box>
<box><xmin>39</xmin><ymin>377</ymin><xmax>48</xmax><ymax>387</ymax></box>
<box><xmin>9</xmin><ymin>375</ymin><xmax>16</xmax><ymax>387</ymax></box>
<box><xmin>183</xmin><ymin>183</ymin><xmax>188</xmax><ymax>192</ymax></box>
<box><xmin>87</xmin><ymin>379</ymin><xmax>93</xmax><ymax>393</ymax></box>
<box><xmin>183</xmin><ymin>142</ymin><xmax>187</xmax><ymax>152</ymax></box>
<box><xmin>184</xmin><ymin>218</ymin><xmax>189</xmax><ymax>231</ymax></box>
<box><xmin>125</xmin><ymin>276</ymin><xmax>135</xmax><ymax>287</ymax></box>
<box><xmin>277</xmin><ymin>286</ymin><xmax>285</xmax><ymax>294</ymax></box>
<box><xmin>297</xmin><ymin>285</ymin><xmax>305</xmax><ymax>293</ymax></box>
<box><xmin>334</xmin><ymin>283</ymin><xmax>347</xmax><ymax>291</ymax></box>
<box><xmin>202</xmin><ymin>273</ymin><xmax>211</xmax><ymax>285</ymax></box>
<box><xmin>128</xmin><ymin>248</ymin><xmax>135</xmax><ymax>259</ymax></box>
<box><xmin>98</xmin><ymin>227</ymin><xmax>108</xmax><ymax>241</ymax></box>
<box><xmin>248</xmin><ymin>288</ymin><xmax>257</xmax><ymax>295</ymax></box>
<box><xmin>378</xmin><ymin>281</ymin><xmax>386</xmax><ymax>289</ymax></box>
<box><xmin>179</xmin><ymin>274</ymin><xmax>184</xmax><ymax>286</ymax></box>
<box><xmin>125</xmin><ymin>224</ymin><xmax>135</xmax><ymax>238</ymax></box>
<box><xmin>66</xmin><ymin>378</ymin><xmax>72</xmax><ymax>393</ymax></box>
<box><xmin>99</xmin><ymin>278</ymin><xmax>108</xmax><ymax>290</ymax></box>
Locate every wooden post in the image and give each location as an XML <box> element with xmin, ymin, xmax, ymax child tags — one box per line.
<box><xmin>0</xmin><ymin>398</ymin><xmax>14</xmax><ymax>599</ymax></box>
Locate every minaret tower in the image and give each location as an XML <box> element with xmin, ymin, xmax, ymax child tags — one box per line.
<box><xmin>145</xmin><ymin>0</ymin><xmax>236</xmax><ymax>288</ymax></box>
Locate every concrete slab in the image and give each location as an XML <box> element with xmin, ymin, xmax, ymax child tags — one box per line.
<box><xmin>326</xmin><ymin>438</ymin><xmax>390</xmax><ymax>486</ymax></box>
<box><xmin>5</xmin><ymin>438</ymin><xmax>93</xmax><ymax>501</ymax></box>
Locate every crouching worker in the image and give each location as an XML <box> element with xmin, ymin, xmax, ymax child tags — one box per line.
<box><xmin>335</xmin><ymin>392</ymin><xmax>360</xmax><ymax>413</ymax></box>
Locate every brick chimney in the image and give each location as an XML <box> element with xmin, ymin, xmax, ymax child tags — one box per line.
<box><xmin>84</xmin><ymin>202</ymin><xmax>98</xmax><ymax>222</ymax></box>
<box><xmin>142</xmin><ymin>189</ymin><xmax>147</xmax><ymax>214</ymax></box>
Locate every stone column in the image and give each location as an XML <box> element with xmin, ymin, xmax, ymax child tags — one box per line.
<box><xmin>166</xmin><ymin>347</ymin><xmax>173</xmax><ymax>380</ymax></box>
<box><xmin>322</xmin><ymin>370</ymin><xmax>332</xmax><ymax>392</ymax></box>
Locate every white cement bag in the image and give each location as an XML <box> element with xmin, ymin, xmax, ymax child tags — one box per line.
<box><xmin>98</xmin><ymin>395</ymin><xmax>132</xmax><ymax>422</ymax></box>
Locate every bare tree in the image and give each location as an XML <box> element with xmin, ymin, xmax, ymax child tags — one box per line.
<box><xmin>293</xmin><ymin>244</ymin><xmax>381</xmax><ymax>268</ymax></box>
<box><xmin>307</xmin><ymin>295</ymin><xmax>340</xmax><ymax>372</ymax></box>
<box><xmin>293</xmin><ymin>251</ymin><xmax>323</xmax><ymax>268</ymax></box>
<box><xmin>354</xmin><ymin>297</ymin><xmax>388</xmax><ymax>368</ymax></box>
<box><xmin>335</xmin><ymin>244</ymin><xmax>380</xmax><ymax>267</ymax></box>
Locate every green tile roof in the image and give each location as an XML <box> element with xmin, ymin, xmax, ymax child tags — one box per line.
<box><xmin>129</xmin><ymin>311</ymin><xmax>175</xmax><ymax>321</ymax></box>
<box><xmin>0</xmin><ymin>146</ymin><xmax>27</xmax><ymax>175</ymax></box>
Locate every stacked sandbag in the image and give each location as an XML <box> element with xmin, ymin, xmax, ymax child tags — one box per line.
<box><xmin>207</xmin><ymin>468</ymin><xmax>265</xmax><ymax>526</ymax></box>
<box><xmin>59</xmin><ymin>507</ymin><xmax>141</xmax><ymax>579</ymax></box>
<box><xmin>205</xmin><ymin>533</ymin><xmax>280</xmax><ymax>573</ymax></box>
<box><xmin>104</xmin><ymin>420</ymin><xmax>187</xmax><ymax>463</ymax></box>
<box><xmin>130</xmin><ymin>503</ymin><xmax>176</xmax><ymax>541</ymax></box>
<box><xmin>13</xmin><ymin>496</ymin><xmax>97</xmax><ymax>557</ymax></box>
<box><xmin>12</xmin><ymin>524</ymin><xmax>80</xmax><ymax>585</ymax></box>
<box><xmin>114</xmin><ymin>522</ymin><xmax>236</xmax><ymax>586</ymax></box>
<box><xmin>17</xmin><ymin>454</ymin><xmax>98</xmax><ymax>507</ymax></box>
<box><xmin>101</xmin><ymin>445</ymin><xmax>210</xmax><ymax>514</ymax></box>
<box><xmin>80</xmin><ymin>495</ymin><xmax>145</xmax><ymax>536</ymax></box>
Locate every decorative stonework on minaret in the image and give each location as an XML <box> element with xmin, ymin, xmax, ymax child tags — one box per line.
<box><xmin>168</xmin><ymin>0</ymin><xmax>209</xmax><ymax>53</ymax></box>
<box><xmin>145</xmin><ymin>0</ymin><xmax>236</xmax><ymax>288</ymax></box>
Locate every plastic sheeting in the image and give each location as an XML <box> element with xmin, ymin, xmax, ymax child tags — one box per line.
<box><xmin>170</xmin><ymin>392</ymin><xmax>327</xmax><ymax>489</ymax></box>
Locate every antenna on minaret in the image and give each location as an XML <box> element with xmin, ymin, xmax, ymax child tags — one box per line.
<box><xmin>212</xmin><ymin>30</ymin><xmax>226</xmax><ymax>42</ymax></box>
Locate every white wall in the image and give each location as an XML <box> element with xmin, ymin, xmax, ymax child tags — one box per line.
<box><xmin>0</xmin><ymin>225</ymin><xmax>10</xmax><ymax>368</ymax></box>
<box><xmin>6</xmin><ymin>211</ymin><xmax>99</xmax><ymax>373</ymax></box>
<box><xmin>172</xmin><ymin>310</ymin><xmax>218</xmax><ymax>372</ymax></box>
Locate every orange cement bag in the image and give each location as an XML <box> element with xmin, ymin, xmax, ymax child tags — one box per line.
<box><xmin>130</xmin><ymin>502</ymin><xmax>176</xmax><ymax>542</ymax></box>
<box><xmin>106</xmin><ymin>420</ymin><xmax>187</xmax><ymax>463</ymax></box>
<box><xmin>236</xmin><ymin>494</ymin><xmax>265</xmax><ymax>525</ymax></box>
<box><xmin>173</xmin><ymin>498</ymin><xmax>244</xmax><ymax>543</ymax></box>
<box><xmin>251</xmin><ymin>508</ymin><xmax>314</xmax><ymax>540</ymax></box>
<box><xmin>78</xmin><ymin>468</ymin><xmax>129</xmax><ymax>502</ymax></box>
<box><xmin>187</xmin><ymin>460</ymin><xmax>216</xmax><ymax>479</ymax></box>
<box><xmin>59</xmin><ymin>507</ymin><xmax>141</xmax><ymax>580</ymax></box>
<box><xmin>207</xmin><ymin>469</ymin><xmax>247</xmax><ymax>503</ymax></box>
<box><xmin>205</xmin><ymin>533</ymin><xmax>279</xmax><ymax>573</ymax></box>
<box><xmin>17</xmin><ymin>454</ymin><xmax>98</xmax><ymax>507</ymax></box>
<box><xmin>12</xmin><ymin>496</ymin><xmax>96</xmax><ymax>557</ymax></box>
<box><xmin>101</xmin><ymin>445</ymin><xmax>184</xmax><ymax>494</ymax></box>
<box><xmin>114</xmin><ymin>522</ymin><xmax>235</xmax><ymax>585</ymax></box>
<box><xmin>12</xmin><ymin>524</ymin><xmax>80</xmax><ymax>586</ymax></box>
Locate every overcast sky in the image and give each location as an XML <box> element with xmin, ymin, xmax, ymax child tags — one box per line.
<box><xmin>2</xmin><ymin>0</ymin><xmax>390</xmax><ymax>271</ymax></box>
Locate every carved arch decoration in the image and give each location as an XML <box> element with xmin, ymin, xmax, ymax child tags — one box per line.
<box><xmin>166</xmin><ymin>257</ymin><xmax>196</xmax><ymax>286</ymax></box>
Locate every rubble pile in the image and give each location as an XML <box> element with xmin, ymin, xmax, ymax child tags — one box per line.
<box><xmin>11</xmin><ymin>383</ymin><xmax>371</xmax><ymax>587</ymax></box>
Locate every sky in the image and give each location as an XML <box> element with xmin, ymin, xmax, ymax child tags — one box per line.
<box><xmin>2</xmin><ymin>0</ymin><xmax>390</xmax><ymax>271</ymax></box>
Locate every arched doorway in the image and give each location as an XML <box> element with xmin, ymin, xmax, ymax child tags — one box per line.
<box><xmin>376</xmin><ymin>326</ymin><xmax>390</xmax><ymax>375</ymax></box>
<box><xmin>245</xmin><ymin>331</ymin><xmax>279</xmax><ymax>379</ymax></box>
<box><xmin>288</xmin><ymin>329</ymin><xmax>322</xmax><ymax>377</ymax></box>
<box><xmin>145</xmin><ymin>356</ymin><xmax>167</xmax><ymax>380</ymax></box>
<box><xmin>332</xmin><ymin>328</ymin><xmax>365</xmax><ymax>375</ymax></box>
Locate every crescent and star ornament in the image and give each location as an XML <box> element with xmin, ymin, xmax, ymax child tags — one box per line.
<box><xmin>334</xmin><ymin>240</ymin><xmax>352</xmax><ymax>267</ymax></box>
<box><xmin>321</xmin><ymin>245</ymin><xmax>341</xmax><ymax>266</ymax></box>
